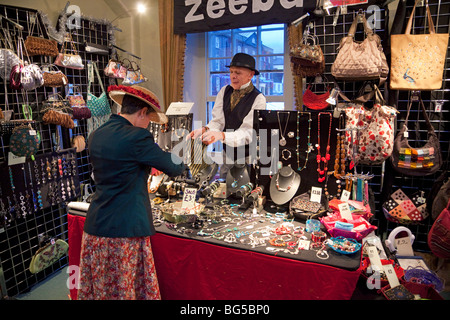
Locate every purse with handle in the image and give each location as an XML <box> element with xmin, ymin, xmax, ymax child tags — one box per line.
<box><xmin>54</xmin><ymin>33</ymin><xmax>84</xmax><ymax>70</ymax></box>
<box><xmin>87</xmin><ymin>61</ymin><xmax>111</xmax><ymax>117</ymax></box>
<box><xmin>331</xmin><ymin>12</ymin><xmax>389</xmax><ymax>83</ymax></box>
<box><xmin>390</xmin><ymin>0</ymin><xmax>449</xmax><ymax>90</ymax></box>
<box><xmin>391</xmin><ymin>95</ymin><xmax>442</xmax><ymax>176</ymax></box>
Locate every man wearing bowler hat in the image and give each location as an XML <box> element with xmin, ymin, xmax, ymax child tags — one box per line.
<box><xmin>188</xmin><ymin>52</ymin><xmax>266</xmax><ymax>177</ymax></box>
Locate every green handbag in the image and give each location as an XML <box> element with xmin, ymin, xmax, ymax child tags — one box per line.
<box><xmin>29</xmin><ymin>239</ymin><xmax>69</xmax><ymax>274</ymax></box>
<box><xmin>87</xmin><ymin>61</ymin><xmax>111</xmax><ymax>117</ymax></box>
<box><xmin>9</xmin><ymin>122</ymin><xmax>40</xmax><ymax>159</ymax></box>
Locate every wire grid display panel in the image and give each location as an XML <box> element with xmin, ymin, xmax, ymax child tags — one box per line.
<box><xmin>383</xmin><ymin>0</ymin><xmax>450</xmax><ymax>252</ymax></box>
<box><xmin>0</xmin><ymin>4</ymin><xmax>116</xmax><ymax>297</ymax></box>
<box><xmin>305</xmin><ymin>2</ymin><xmax>449</xmax><ymax>252</ymax></box>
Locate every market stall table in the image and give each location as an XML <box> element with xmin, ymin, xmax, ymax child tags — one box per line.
<box><xmin>67</xmin><ymin>202</ymin><xmax>363</xmax><ymax>300</ymax></box>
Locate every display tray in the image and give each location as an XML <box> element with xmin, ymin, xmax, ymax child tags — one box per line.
<box><xmin>153</xmin><ymin>198</ymin><xmax>362</xmax><ymax>271</ymax></box>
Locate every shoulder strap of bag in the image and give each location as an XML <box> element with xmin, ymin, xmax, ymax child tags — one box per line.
<box><xmin>347</xmin><ymin>12</ymin><xmax>374</xmax><ymax>39</ymax></box>
<box><xmin>404</xmin><ymin>95</ymin><xmax>435</xmax><ymax>134</ymax></box>
<box><xmin>87</xmin><ymin>62</ymin><xmax>106</xmax><ymax>95</ymax></box>
<box><xmin>405</xmin><ymin>0</ymin><xmax>435</xmax><ymax>35</ymax></box>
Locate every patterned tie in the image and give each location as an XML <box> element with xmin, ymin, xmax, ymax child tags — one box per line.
<box><xmin>230</xmin><ymin>83</ymin><xmax>254</xmax><ymax>111</ymax></box>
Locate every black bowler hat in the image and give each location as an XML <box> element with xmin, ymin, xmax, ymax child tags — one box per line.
<box><xmin>226</xmin><ymin>53</ymin><xmax>260</xmax><ymax>75</ymax></box>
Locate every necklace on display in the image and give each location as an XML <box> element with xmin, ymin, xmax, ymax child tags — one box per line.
<box><xmin>275</xmin><ymin>171</ymin><xmax>295</xmax><ymax>192</ymax></box>
<box><xmin>277</xmin><ymin>112</ymin><xmax>290</xmax><ymax>147</ymax></box>
<box><xmin>296</xmin><ymin>112</ymin><xmax>312</xmax><ymax>172</ymax></box>
<box><xmin>316</xmin><ymin>112</ymin><xmax>332</xmax><ymax>183</ymax></box>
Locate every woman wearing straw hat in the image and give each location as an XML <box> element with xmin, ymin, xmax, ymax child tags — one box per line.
<box><xmin>78</xmin><ymin>85</ymin><xmax>185</xmax><ymax>300</ymax></box>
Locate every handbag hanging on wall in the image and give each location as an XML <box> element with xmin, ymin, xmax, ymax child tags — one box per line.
<box><xmin>343</xmin><ymin>85</ymin><xmax>398</xmax><ymax>165</ymax></box>
<box><xmin>331</xmin><ymin>12</ymin><xmax>389</xmax><ymax>83</ymax></box>
<box><xmin>391</xmin><ymin>95</ymin><xmax>442</xmax><ymax>176</ymax></box>
<box><xmin>290</xmin><ymin>27</ymin><xmax>325</xmax><ymax>77</ymax></box>
<box><xmin>302</xmin><ymin>75</ymin><xmax>330</xmax><ymax>110</ymax></box>
<box><xmin>24</xmin><ymin>12</ymin><xmax>59</xmax><ymax>57</ymax></box>
<box><xmin>41</xmin><ymin>64</ymin><xmax>69</xmax><ymax>87</ymax></box>
<box><xmin>390</xmin><ymin>0</ymin><xmax>449</xmax><ymax>90</ymax></box>
<box><xmin>87</xmin><ymin>61</ymin><xmax>111</xmax><ymax>136</ymax></box>
<box><xmin>54</xmin><ymin>33</ymin><xmax>84</xmax><ymax>70</ymax></box>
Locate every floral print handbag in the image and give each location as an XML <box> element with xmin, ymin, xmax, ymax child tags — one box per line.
<box><xmin>344</xmin><ymin>85</ymin><xmax>398</xmax><ymax>165</ymax></box>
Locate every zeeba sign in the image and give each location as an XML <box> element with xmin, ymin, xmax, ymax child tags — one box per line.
<box><xmin>173</xmin><ymin>0</ymin><xmax>316</xmax><ymax>34</ymax></box>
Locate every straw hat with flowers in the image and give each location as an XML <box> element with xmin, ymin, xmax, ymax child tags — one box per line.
<box><xmin>108</xmin><ymin>85</ymin><xmax>168</xmax><ymax>124</ymax></box>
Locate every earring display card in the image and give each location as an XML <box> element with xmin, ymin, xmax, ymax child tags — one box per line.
<box><xmin>0</xmin><ymin>148</ymin><xmax>80</xmax><ymax>228</ymax></box>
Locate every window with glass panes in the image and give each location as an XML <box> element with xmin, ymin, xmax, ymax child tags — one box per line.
<box><xmin>206</xmin><ymin>24</ymin><xmax>286</xmax><ymax>120</ymax></box>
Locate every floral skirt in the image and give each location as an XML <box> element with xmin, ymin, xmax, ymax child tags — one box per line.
<box><xmin>78</xmin><ymin>232</ymin><xmax>161</xmax><ymax>300</ymax></box>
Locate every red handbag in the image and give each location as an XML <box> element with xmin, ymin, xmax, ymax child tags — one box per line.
<box><xmin>303</xmin><ymin>85</ymin><xmax>330</xmax><ymax>110</ymax></box>
<box><xmin>428</xmin><ymin>199</ymin><xmax>450</xmax><ymax>258</ymax></box>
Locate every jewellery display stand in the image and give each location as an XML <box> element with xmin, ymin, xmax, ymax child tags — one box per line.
<box><xmin>269</xmin><ymin>165</ymin><xmax>301</xmax><ymax>205</ymax></box>
<box><xmin>226</xmin><ymin>163</ymin><xmax>250</xmax><ymax>195</ymax></box>
<box><xmin>148</xmin><ymin>113</ymin><xmax>193</xmax><ymax>152</ymax></box>
<box><xmin>254</xmin><ymin>110</ymin><xmax>341</xmax><ymax>205</ymax></box>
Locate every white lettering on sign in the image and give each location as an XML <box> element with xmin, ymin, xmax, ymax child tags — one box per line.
<box><xmin>207</xmin><ymin>0</ymin><xmax>226</xmax><ymax>19</ymax></box>
<box><xmin>185</xmin><ymin>0</ymin><xmax>204</xmax><ymax>23</ymax></box>
<box><xmin>230</xmin><ymin>0</ymin><xmax>248</xmax><ymax>15</ymax></box>
<box><xmin>185</xmin><ymin>0</ymin><xmax>304</xmax><ymax>23</ymax></box>
<box><xmin>280</xmin><ymin>0</ymin><xmax>303</xmax><ymax>9</ymax></box>
<box><xmin>252</xmin><ymin>0</ymin><xmax>274</xmax><ymax>12</ymax></box>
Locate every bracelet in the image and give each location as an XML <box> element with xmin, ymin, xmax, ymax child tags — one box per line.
<box><xmin>311</xmin><ymin>231</ymin><xmax>326</xmax><ymax>243</ymax></box>
<box><xmin>269</xmin><ymin>238</ymin><xmax>286</xmax><ymax>247</ymax></box>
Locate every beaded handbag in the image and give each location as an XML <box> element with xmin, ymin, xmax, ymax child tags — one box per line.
<box><xmin>29</xmin><ymin>239</ymin><xmax>69</xmax><ymax>274</ymax></box>
<box><xmin>87</xmin><ymin>62</ymin><xmax>111</xmax><ymax>117</ymax></box>
<box><xmin>9</xmin><ymin>122</ymin><xmax>41</xmax><ymax>158</ymax></box>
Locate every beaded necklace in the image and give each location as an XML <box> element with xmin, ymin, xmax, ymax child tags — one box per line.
<box><xmin>296</xmin><ymin>111</ymin><xmax>312</xmax><ymax>172</ymax></box>
<box><xmin>275</xmin><ymin>171</ymin><xmax>296</xmax><ymax>192</ymax></box>
<box><xmin>316</xmin><ymin>112</ymin><xmax>332</xmax><ymax>183</ymax></box>
<box><xmin>333</xmin><ymin>113</ymin><xmax>346</xmax><ymax>197</ymax></box>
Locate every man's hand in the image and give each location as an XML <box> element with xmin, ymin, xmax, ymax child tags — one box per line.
<box><xmin>201</xmin><ymin>131</ymin><xmax>225</xmax><ymax>145</ymax></box>
<box><xmin>187</xmin><ymin>127</ymin><xmax>207</xmax><ymax>140</ymax></box>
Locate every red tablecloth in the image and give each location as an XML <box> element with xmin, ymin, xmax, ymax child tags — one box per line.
<box><xmin>68</xmin><ymin>214</ymin><xmax>362</xmax><ymax>300</ymax></box>
<box><xmin>151</xmin><ymin>233</ymin><xmax>361</xmax><ymax>300</ymax></box>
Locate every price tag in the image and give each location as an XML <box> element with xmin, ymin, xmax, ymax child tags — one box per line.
<box><xmin>395</xmin><ymin>236</ymin><xmax>414</xmax><ymax>256</ymax></box>
<box><xmin>382</xmin><ymin>264</ymin><xmax>400</xmax><ymax>289</ymax></box>
<box><xmin>340</xmin><ymin>189</ymin><xmax>351</xmax><ymax>201</ymax></box>
<box><xmin>298</xmin><ymin>240</ymin><xmax>310</xmax><ymax>250</ymax></box>
<box><xmin>338</xmin><ymin>202</ymin><xmax>353</xmax><ymax>220</ymax></box>
<box><xmin>310</xmin><ymin>187</ymin><xmax>322</xmax><ymax>203</ymax></box>
<box><xmin>8</xmin><ymin>152</ymin><xmax>25</xmax><ymax>165</ymax></box>
<box><xmin>181</xmin><ymin>188</ymin><xmax>197</xmax><ymax>210</ymax></box>
<box><xmin>366</xmin><ymin>245</ymin><xmax>383</xmax><ymax>273</ymax></box>
<box><xmin>29</xmin><ymin>130</ymin><xmax>36</xmax><ymax>136</ymax></box>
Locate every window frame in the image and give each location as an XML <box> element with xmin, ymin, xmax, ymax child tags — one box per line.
<box><xmin>205</xmin><ymin>24</ymin><xmax>292</xmax><ymax>120</ymax></box>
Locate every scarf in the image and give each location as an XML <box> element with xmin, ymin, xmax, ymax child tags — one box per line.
<box><xmin>230</xmin><ymin>82</ymin><xmax>254</xmax><ymax>111</ymax></box>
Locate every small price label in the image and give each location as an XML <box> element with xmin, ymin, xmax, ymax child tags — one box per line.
<box><xmin>338</xmin><ymin>202</ymin><xmax>353</xmax><ymax>220</ymax></box>
<box><xmin>310</xmin><ymin>187</ymin><xmax>322</xmax><ymax>203</ymax></box>
<box><xmin>383</xmin><ymin>264</ymin><xmax>400</xmax><ymax>288</ymax></box>
<box><xmin>366</xmin><ymin>245</ymin><xmax>383</xmax><ymax>273</ymax></box>
<box><xmin>395</xmin><ymin>236</ymin><xmax>414</xmax><ymax>256</ymax></box>
<box><xmin>340</xmin><ymin>189</ymin><xmax>351</xmax><ymax>201</ymax></box>
<box><xmin>181</xmin><ymin>188</ymin><xmax>197</xmax><ymax>210</ymax></box>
